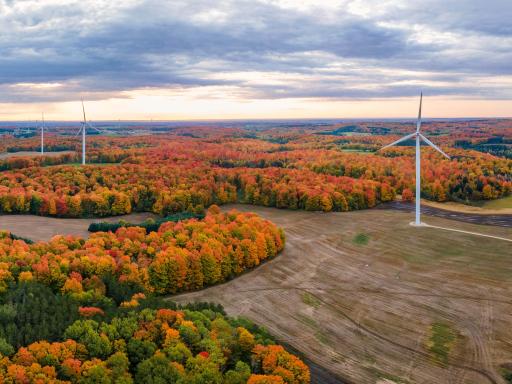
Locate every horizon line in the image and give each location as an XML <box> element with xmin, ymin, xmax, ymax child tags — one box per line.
<box><xmin>0</xmin><ymin>116</ymin><xmax>511</xmax><ymax>123</ymax></box>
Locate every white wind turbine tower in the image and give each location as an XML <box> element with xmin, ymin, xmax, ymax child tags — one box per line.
<box><xmin>40</xmin><ymin>112</ymin><xmax>45</xmax><ymax>155</ymax></box>
<box><xmin>76</xmin><ymin>99</ymin><xmax>103</xmax><ymax>165</ymax></box>
<box><xmin>380</xmin><ymin>93</ymin><xmax>450</xmax><ymax>226</ymax></box>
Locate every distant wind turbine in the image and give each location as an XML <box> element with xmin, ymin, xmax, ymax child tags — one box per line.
<box><xmin>76</xmin><ymin>99</ymin><xmax>103</xmax><ymax>165</ymax></box>
<box><xmin>40</xmin><ymin>112</ymin><xmax>45</xmax><ymax>155</ymax></box>
<box><xmin>379</xmin><ymin>93</ymin><xmax>450</xmax><ymax>226</ymax></box>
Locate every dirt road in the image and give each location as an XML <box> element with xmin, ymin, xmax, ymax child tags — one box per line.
<box><xmin>380</xmin><ymin>201</ymin><xmax>512</xmax><ymax>227</ymax></box>
<box><xmin>173</xmin><ymin>205</ymin><xmax>512</xmax><ymax>384</ymax></box>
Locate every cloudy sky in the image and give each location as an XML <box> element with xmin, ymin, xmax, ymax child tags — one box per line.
<box><xmin>0</xmin><ymin>0</ymin><xmax>511</xmax><ymax>120</ymax></box>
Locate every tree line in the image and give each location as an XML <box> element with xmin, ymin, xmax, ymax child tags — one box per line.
<box><xmin>0</xmin><ymin>132</ymin><xmax>508</xmax><ymax>218</ymax></box>
<box><xmin>0</xmin><ymin>162</ymin><xmax>393</xmax><ymax>217</ymax></box>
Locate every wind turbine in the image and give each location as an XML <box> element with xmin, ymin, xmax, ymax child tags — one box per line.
<box><xmin>40</xmin><ymin>112</ymin><xmax>45</xmax><ymax>155</ymax></box>
<box><xmin>76</xmin><ymin>99</ymin><xmax>103</xmax><ymax>165</ymax></box>
<box><xmin>380</xmin><ymin>93</ymin><xmax>450</xmax><ymax>226</ymax></box>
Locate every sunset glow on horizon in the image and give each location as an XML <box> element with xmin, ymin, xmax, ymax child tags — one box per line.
<box><xmin>2</xmin><ymin>93</ymin><xmax>512</xmax><ymax>121</ymax></box>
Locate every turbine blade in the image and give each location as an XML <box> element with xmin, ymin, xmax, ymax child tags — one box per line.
<box><xmin>379</xmin><ymin>132</ymin><xmax>416</xmax><ymax>151</ymax></box>
<box><xmin>81</xmin><ymin>99</ymin><xmax>87</xmax><ymax>123</ymax></box>
<box><xmin>419</xmin><ymin>134</ymin><xmax>450</xmax><ymax>159</ymax></box>
<box><xmin>416</xmin><ymin>92</ymin><xmax>422</xmax><ymax>132</ymax></box>
<box><xmin>87</xmin><ymin>123</ymin><xmax>102</xmax><ymax>133</ymax></box>
<box><xmin>75</xmin><ymin>125</ymin><xmax>83</xmax><ymax>136</ymax></box>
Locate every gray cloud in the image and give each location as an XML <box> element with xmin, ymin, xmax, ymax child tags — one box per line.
<box><xmin>0</xmin><ymin>0</ymin><xmax>510</xmax><ymax>103</ymax></box>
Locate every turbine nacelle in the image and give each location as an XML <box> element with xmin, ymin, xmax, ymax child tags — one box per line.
<box><xmin>380</xmin><ymin>132</ymin><xmax>450</xmax><ymax>160</ymax></box>
<box><xmin>379</xmin><ymin>92</ymin><xmax>450</xmax><ymax>158</ymax></box>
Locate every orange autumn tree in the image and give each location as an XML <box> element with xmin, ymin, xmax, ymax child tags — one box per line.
<box><xmin>252</xmin><ymin>344</ymin><xmax>310</xmax><ymax>384</ymax></box>
<box><xmin>0</xmin><ymin>126</ymin><xmax>509</xmax><ymax>217</ymax></box>
<box><xmin>0</xmin><ymin>208</ymin><xmax>285</xmax><ymax>295</ymax></box>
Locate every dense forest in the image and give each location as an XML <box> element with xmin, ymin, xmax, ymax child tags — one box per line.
<box><xmin>0</xmin><ymin>121</ymin><xmax>509</xmax><ymax>218</ymax></box>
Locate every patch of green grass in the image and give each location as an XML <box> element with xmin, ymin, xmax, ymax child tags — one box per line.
<box><xmin>353</xmin><ymin>232</ymin><xmax>370</xmax><ymax>245</ymax></box>
<box><xmin>426</xmin><ymin>322</ymin><xmax>457</xmax><ymax>365</ymax></box>
<box><xmin>363</xmin><ymin>352</ymin><xmax>377</xmax><ymax>364</ymax></box>
<box><xmin>339</xmin><ymin>132</ymin><xmax>369</xmax><ymax>136</ymax></box>
<box><xmin>340</xmin><ymin>148</ymin><xmax>372</xmax><ymax>155</ymax></box>
<box><xmin>314</xmin><ymin>330</ymin><xmax>331</xmax><ymax>345</ymax></box>
<box><xmin>500</xmin><ymin>366</ymin><xmax>512</xmax><ymax>383</ymax></box>
<box><xmin>88</xmin><ymin>212</ymin><xmax>204</xmax><ymax>233</ymax></box>
<box><xmin>301</xmin><ymin>292</ymin><xmax>321</xmax><ymax>308</ymax></box>
<box><xmin>481</xmin><ymin>195</ymin><xmax>512</xmax><ymax>210</ymax></box>
<box><xmin>366</xmin><ymin>367</ymin><xmax>409</xmax><ymax>383</ymax></box>
<box><xmin>463</xmin><ymin>194</ymin><xmax>512</xmax><ymax>209</ymax></box>
<box><xmin>294</xmin><ymin>314</ymin><xmax>332</xmax><ymax>346</ymax></box>
<box><xmin>295</xmin><ymin>314</ymin><xmax>318</xmax><ymax>329</ymax></box>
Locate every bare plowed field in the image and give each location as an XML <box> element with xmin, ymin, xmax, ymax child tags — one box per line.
<box><xmin>173</xmin><ymin>205</ymin><xmax>512</xmax><ymax>384</ymax></box>
<box><xmin>0</xmin><ymin>212</ymin><xmax>156</xmax><ymax>241</ymax></box>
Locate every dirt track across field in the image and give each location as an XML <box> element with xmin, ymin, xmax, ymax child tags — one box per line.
<box><xmin>0</xmin><ymin>212</ymin><xmax>156</xmax><ymax>241</ymax></box>
<box><xmin>379</xmin><ymin>201</ymin><xmax>512</xmax><ymax>227</ymax></box>
<box><xmin>173</xmin><ymin>205</ymin><xmax>512</xmax><ymax>384</ymax></box>
<box><xmin>422</xmin><ymin>199</ymin><xmax>512</xmax><ymax>215</ymax></box>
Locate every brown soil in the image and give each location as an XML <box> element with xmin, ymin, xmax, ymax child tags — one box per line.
<box><xmin>173</xmin><ymin>205</ymin><xmax>512</xmax><ymax>384</ymax></box>
<box><xmin>0</xmin><ymin>212</ymin><xmax>156</xmax><ymax>241</ymax></box>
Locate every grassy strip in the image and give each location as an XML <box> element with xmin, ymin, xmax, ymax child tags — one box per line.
<box><xmin>88</xmin><ymin>212</ymin><xmax>205</xmax><ymax>233</ymax></box>
<box><xmin>366</xmin><ymin>367</ymin><xmax>409</xmax><ymax>384</ymax></box>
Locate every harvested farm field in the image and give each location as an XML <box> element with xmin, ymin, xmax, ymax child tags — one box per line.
<box><xmin>173</xmin><ymin>204</ymin><xmax>512</xmax><ymax>384</ymax></box>
<box><xmin>0</xmin><ymin>212</ymin><xmax>156</xmax><ymax>241</ymax></box>
<box><xmin>0</xmin><ymin>150</ymin><xmax>75</xmax><ymax>159</ymax></box>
